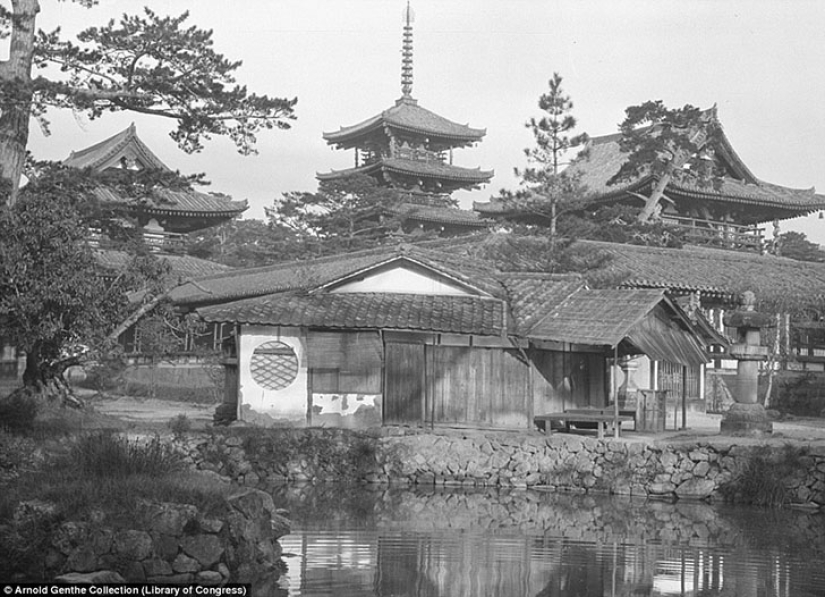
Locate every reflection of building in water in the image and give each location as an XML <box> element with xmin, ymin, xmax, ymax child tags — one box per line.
<box><xmin>278</xmin><ymin>532</ymin><xmax>377</xmax><ymax>595</ymax></box>
<box><xmin>280</xmin><ymin>528</ymin><xmax>812</xmax><ymax>597</ymax></box>
<box><xmin>276</xmin><ymin>485</ymin><xmax>824</xmax><ymax>597</ymax></box>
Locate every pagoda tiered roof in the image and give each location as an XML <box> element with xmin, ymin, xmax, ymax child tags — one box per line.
<box><xmin>317</xmin><ymin>158</ymin><xmax>493</xmax><ymax>188</ymax></box>
<box><xmin>323</xmin><ymin>96</ymin><xmax>486</xmax><ymax>149</ymax></box>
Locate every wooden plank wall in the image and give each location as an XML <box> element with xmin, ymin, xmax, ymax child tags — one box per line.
<box><xmin>428</xmin><ymin>346</ymin><xmax>529</xmax><ymax>428</ymax></box>
<box><xmin>531</xmin><ymin>350</ymin><xmax>606</xmax><ymax>415</ymax></box>
<box><xmin>384</xmin><ymin>342</ymin><xmax>425</xmax><ymax>424</ymax></box>
<box><xmin>383</xmin><ymin>340</ymin><xmax>608</xmax><ymax>429</ymax></box>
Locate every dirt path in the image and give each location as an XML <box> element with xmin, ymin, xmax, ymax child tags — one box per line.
<box><xmin>86</xmin><ymin>394</ymin><xmax>215</xmax><ymax>431</ymax></box>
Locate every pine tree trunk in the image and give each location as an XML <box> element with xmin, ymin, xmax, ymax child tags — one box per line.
<box><xmin>636</xmin><ymin>171</ymin><xmax>673</xmax><ymax>223</ymax></box>
<box><xmin>0</xmin><ymin>0</ymin><xmax>39</xmax><ymax>209</ymax></box>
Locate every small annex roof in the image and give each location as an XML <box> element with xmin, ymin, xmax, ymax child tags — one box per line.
<box><xmin>64</xmin><ymin>123</ymin><xmax>169</xmax><ymax>171</ymax></box>
<box><xmin>527</xmin><ymin>287</ymin><xmax>708</xmax><ymax>366</ymax></box>
<box><xmin>567</xmin><ymin>126</ymin><xmax>825</xmax><ymax>217</ymax></box>
<box><xmin>317</xmin><ymin>158</ymin><xmax>493</xmax><ymax>185</ymax></box>
<box><xmin>323</xmin><ymin>97</ymin><xmax>486</xmax><ymax>147</ymax></box>
<box><xmin>528</xmin><ymin>287</ymin><xmax>668</xmax><ymax>346</ymax></box>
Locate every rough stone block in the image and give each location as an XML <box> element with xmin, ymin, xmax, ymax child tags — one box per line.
<box><xmin>675</xmin><ymin>479</ymin><xmax>715</xmax><ymax>500</ymax></box>
<box><xmin>143</xmin><ymin>557</ymin><xmax>173</xmax><ymax>577</ymax></box>
<box><xmin>113</xmin><ymin>530</ymin><xmax>153</xmax><ymax>561</ymax></box>
<box><xmin>182</xmin><ymin>534</ymin><xmax>224</xmax><ymax>567</ymax></box>
<box><xmin>172</xmin><ymin>553</ymin><xmax>201</xmax><ymax>574</ymax></box>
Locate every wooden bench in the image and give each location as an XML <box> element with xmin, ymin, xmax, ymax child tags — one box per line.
<box><xmin>534</xmin><ymin>410</ymin><xmax>635</xmax><ymax>439</ymax></box>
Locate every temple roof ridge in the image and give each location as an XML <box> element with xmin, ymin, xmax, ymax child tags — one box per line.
<box><xmin>64</xmin><ymin>123</ymin><xmax>169</xmax><ymax>171</ymax></box>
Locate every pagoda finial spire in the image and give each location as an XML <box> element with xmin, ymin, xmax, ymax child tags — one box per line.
<box><xmin>401</xmin><ymin>1</ymin><xmax>414</xmax><ymax>98</ymax></box>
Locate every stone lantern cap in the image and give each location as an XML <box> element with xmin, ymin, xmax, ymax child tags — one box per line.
<box><xmin>723</xmin><ymin>290</ymin><xmax>776</xmax><ymax>329</ymax></box>
<box><xmin>724</xmin><ymin>310</ymin><xmax>776</xmax><ymax>329</ymax></box>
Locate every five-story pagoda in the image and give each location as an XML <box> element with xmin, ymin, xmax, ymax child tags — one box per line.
<box><xmin>318</xmin><ymin>3</ymin><xmax>493</xmax><ymax>201</ymax></box>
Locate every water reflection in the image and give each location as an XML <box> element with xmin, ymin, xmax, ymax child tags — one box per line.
<box><xmin>272</xmin><ymin>485</ymin><xmax>825</xmax><ymax>597</ymax></box>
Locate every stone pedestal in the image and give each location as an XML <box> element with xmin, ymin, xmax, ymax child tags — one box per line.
<box><xmin>721</xmin><ymin>291</ymin><xmax>775</xmax><ymax>437</ymax></box>
<box><xmin>719</xmin><ymin>403</ymin><xmax>773</xmax><ymax>436</ymax></box>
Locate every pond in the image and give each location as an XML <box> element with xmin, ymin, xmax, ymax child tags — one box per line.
<box><xmin>272</xmin><ymin>484</ymin><xmax>825</xmax><ymax>597</ymax></box>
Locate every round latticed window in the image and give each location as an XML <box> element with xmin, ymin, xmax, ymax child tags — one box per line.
<box><xmin>250</xmin><ymin>341</ymin><xmax>299</xmax><ymax>391</ymax></box>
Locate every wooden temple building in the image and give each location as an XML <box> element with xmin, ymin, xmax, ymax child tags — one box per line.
<box><xmin>318</xmin><ymin>3</ymin><xmax>492</xmax><ymax>236</ymax></box>
<box><xmin>475</xmin><ymin>107</ymin><xmax>825</xmax><ymax>252</ymax></box>
<box><xmin>64</xmin><ymin>123</ymin><xmax>249</xmax><ymax>253</ymax></box>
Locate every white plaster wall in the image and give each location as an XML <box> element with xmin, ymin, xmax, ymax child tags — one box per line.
<box><xmin>329</xmin><ymin>264</ymin><xmax>472</xmax><ymax>296</ymax></box>
<box><xmin>239</xmin><ymin>325</ymin><xmax>308</xmax><ymax>423</ymax></box>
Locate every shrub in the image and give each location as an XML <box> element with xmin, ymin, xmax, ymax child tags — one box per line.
<box><xmin>61</xmin><ymin>431</ymin><xmax>183</xmax><ymax>479</ymax></box>
<box><xmin>772</xmin><ymin>373</ymin><xmax>825</xmax><ymax>416</ymax></box>
<box><xmin>720</xmin><ymin>443</ymin><xmax>811</xmax><ymax>507</ymax></box>
<box><xmin>168</xmin><ymin>414</ymin><xmax>192</xmax><ymax>439</ymax></box>
<box><xmin>0</xmin><ymin>391</ymin><xmax>38</xmax><ymax>432</ymax></box>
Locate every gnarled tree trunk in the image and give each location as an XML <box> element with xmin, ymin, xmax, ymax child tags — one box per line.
<box><xmin>0</xmin><ymin>0</ymin><xmax>39</xmax><ymax>209</ymax></box>
<box><xmin>10</xmin><ymin>340</ymin><xmax>84</xmax><ymax>409</ymax></box>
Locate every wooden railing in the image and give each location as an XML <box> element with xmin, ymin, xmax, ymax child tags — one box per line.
<box><xmin>86</xmin><ymin>228</ymin><xmax>187</xmax><ymax>253</ymax></box>
<box><xmin>661</xmin><ymin>215</ymin><xmax>765</xmax><ymax>252</ymax></box>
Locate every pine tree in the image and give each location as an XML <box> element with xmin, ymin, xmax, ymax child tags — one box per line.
<box><xmin>0</xmin><ymin>4</ymin><xmax>296</xmax><ymax>207</ymax></box>
<box><xmin>609</xmin><ymin>101</ymin><xmax>721</xmax><ymax>222</ymax></box>
<box><xmin>513</xmin><ymin>72</ymin><xmax>589</xmax><ymax>237</ymax></box>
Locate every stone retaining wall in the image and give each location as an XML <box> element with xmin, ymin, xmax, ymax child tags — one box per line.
<box><xmin>185</xmin><ymin>429</ymin><xmax>825</xmax><ymax>507</ymax></box>
<box><xmin>17</xmin><ymin>488</ymin><xmax>290</xmax><ymax>585</ymax></box>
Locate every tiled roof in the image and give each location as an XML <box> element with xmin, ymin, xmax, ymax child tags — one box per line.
<box><xmin>317</xmin><ymin>158</ymin><xmax>494</xmax><ymax>184</ymax></box>
<box><xmin>568</xmin><ymin>131</ymin><xmax>825</xmax><ymax>213</ymax></box>
<box><xmin>198</xmin><ymin>292</ymin><xmax>505</xmax><ymax>336</ymax></box>
<box><xmin>95</xmin><ymin>250</ymin><xmax>232</xmax><ymax>280</ymax></box>
<box><xmin>387</xmin><ymin>202</ymin><xmax>491</xmax><ymax>227</ymax></box>
<box><xmin>64</xmin><ymin>123</ymin><xmax>169</xmax><ymax>171</ymax></box>
<box><xmin>576</xmin><ymin>238</ymin><xmax>825</xmax><ymax>298</ymax></box>
<box><xmin>92</xmin><ymin>187</ymin><xmax>248</xmax><ymax>218</ymax></box>
<box><xmin>324</xmin><ymin>97</ymin><xmax>486</xmax><ymax>145</ymax></box>
<box><xmin>500</xmin><ymin>273</ymin><xmax>585</xmax><ymax>334</ymax></box>
<box><xmin>169</xmin><ymin>243</ymin><xmax>505</xmax><ymax>307</ymax></box>
<box><xmin>528</xmin><ymin>287</ymin><xmax>667</xmax><ymax>345</ymax></box>
<box><xmin>414</xmin><ymin>232</ymin><xmax>825</xmax><ymax>300</ymax></box>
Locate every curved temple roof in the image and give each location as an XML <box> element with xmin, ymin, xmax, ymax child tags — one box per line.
<box><xmin>323</xmin><ymin>97</ymin><xmax>486</xmax><ymax>147</ymax></box>
<box><xmin>64</xmin><ymin>123</ymin><xmax>169</xmax><ymax>171</ymax></box>
<box><xmin>568</xmin><ymin>126</ymin><xmax>825</xmax><ymax>214</ymax></box>
<box><xmin>63</xmin><ymin>124</ymin><xmax>248</xmax><ymax>228</ymax></box>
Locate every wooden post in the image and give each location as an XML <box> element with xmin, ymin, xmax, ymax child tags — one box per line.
<box><xmin>681</xmin><ymin>365</ymin><xmax>688</xmax><ymax>430</ymax></box>
<box><xmin>613</xmin><ymin>346</ymin><xmax>619</xmax><ymax>438</ymax></box>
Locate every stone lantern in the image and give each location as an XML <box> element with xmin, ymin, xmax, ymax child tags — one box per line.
<box><xmin>720</xmin><ymin>291</ymin><xmax>774</xmax><ymax>435</ymax></box>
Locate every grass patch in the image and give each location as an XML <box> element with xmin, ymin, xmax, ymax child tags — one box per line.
<box><xmin>0</xmin><ymin>430</ymin><xmax>231</xmax><ymax>579</ymax></box>
<box><xmin>720</xmin><ymin>443</ymin><xmax>812</xmax><ymax>507</ymax></box>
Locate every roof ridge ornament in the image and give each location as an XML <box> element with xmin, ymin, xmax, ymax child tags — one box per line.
<box><xmin>401</xmin><ymin>1</ymin><xmax>414</xmax><ymax>98</ymax></box>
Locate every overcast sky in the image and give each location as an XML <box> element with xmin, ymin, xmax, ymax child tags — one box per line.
<box><xmin>24</xmin><ymin>0</ymin><xmax>825</xmax><ymax>244</ymax></box>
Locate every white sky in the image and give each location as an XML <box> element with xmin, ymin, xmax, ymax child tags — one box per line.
<box><xmin>24</xmin><ymin>0</ymin><xmax>825</xmax><ymax>244</ymax></box>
